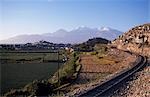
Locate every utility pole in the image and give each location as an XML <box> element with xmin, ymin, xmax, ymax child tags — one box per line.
<box><xmin>57</xmin><ymin>48</ymin><xmax>60</xmax><ymax>95</ymax></box>
<box><xmin>57</xmin><ymin>49</ymin><xmax>60</xmax><ymax>95</ymax></box>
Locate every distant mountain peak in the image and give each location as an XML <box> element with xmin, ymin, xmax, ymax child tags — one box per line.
<box><xmin>73</xmin><ymin>26</ymin><xmax>91</xmax><ymax>31</ymax></box>
<box><xmin>0</xmin><ymin>26</ymin><xmax>123</xmax><ymax>44</ymax></box>
<box><xmin>55</xmin><ymin>29</ymin><xmax>67</xmax><ymax>33</ymax></box>
<box><xmin>99</xmin><ymin>27</ymin><xmax>110</xmax><ymax>31</ymax></box>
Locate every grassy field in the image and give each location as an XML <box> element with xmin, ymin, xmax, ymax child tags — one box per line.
<box><xmin>1</xmin><ymin>62</ymin><xmax>63</xmax><ymax>94</ymax></box>
<box><xmin>0</xmin><ymin>51</ymin><xmax>64</xmax><ymax>63</ymax></box>
<box><xmin>3</xmin><ymin>52</ymin><xmax>82</xmax><ymax>96</ymax></box>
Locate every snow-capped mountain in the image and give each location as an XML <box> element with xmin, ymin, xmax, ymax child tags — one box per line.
<box><xmin>0</xmin><ymin>27</ymin><xmax>122</xmax><ymax>44</ymax></box>
<box><xmin>97</xmin><ymin>27</ymin><xmax>123</xmax><ymax>40</ymax></box>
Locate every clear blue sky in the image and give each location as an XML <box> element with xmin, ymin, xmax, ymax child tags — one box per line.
<box><xmin>0</xmin><ymin>0</ymin><xmax>149</xmax><ymax>40</ymax></box>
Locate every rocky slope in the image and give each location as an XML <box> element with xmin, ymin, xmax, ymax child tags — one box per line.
<box><xmin>112</xmin><ymin>23</ymin><xmax>150</xmax><ymax>56</ymax></box>
<box><xmin>112</xmin><ymin>59</ymin><xmax>150</xmax><ymax>97</ymax></box>
<box><xmin>124</xmin><ymin>65</ymin><xmax>150</xmax><ymax>97</ymax></box>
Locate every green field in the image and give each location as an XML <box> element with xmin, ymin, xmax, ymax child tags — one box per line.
<box><xmin>0</xmin><ymin>50</ymin><xmax>66</xmax><ymax>95</ymax></box>
<box><xmin>0</xmin><ymin>51</ymin><xmax>64</xmax><ymax>63</ymax></box>
<box><xmin>1</xmin><ymin>62</ymin><xmax>63</xmax><ymax>94</ymax></box>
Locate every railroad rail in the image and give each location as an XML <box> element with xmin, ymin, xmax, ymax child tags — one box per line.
<box><xmin>78</xmin><ymin>55</ymin><xmax>147</xmax><ymax>97</ymax></box>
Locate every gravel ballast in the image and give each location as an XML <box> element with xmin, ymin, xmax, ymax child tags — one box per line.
<box><xmin>112</xmin><ymin>58</ymin><xmax>150</xmax><ymax>97</ymax></box>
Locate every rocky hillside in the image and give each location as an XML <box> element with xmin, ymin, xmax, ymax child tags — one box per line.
<box><xmin>112</xmin><ymin>23</ymin><xmax>150</xmax><ymax>56</ymax></box>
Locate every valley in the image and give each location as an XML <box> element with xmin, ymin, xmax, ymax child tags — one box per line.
<box><xmin>1</xmin><ymin>0</ymin><xmax>149</xmax><ymax>96</ymax></box>
<box><xmin>1</xmin><ymin>23</ymin><xmax>150</xmax><ymax>97</ymax></box>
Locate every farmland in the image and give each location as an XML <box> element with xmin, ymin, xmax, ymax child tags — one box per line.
<box><xmin>0</xmin><ymin>50</ymin><xmax>66</xmax><ymax>95</ymax></box>
<box><xmin>59</xmin><ymin>48</ymin><xmax>138</xmax><ymax>96</ymax></box>
<box><xmin>0</xmin><ymin>51</ymin><xmax>64</xmax><ymax>64</ymax></box>
<box><xmin>2</xmin><ymin>51</ymin><xmax>81</xmax><ymax>96</ymax></box>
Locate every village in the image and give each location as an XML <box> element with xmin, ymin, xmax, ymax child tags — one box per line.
<box><xmin>0</xmin><ymin>40</ymin><xmax>72</xmax><ymax>51</ymax></box>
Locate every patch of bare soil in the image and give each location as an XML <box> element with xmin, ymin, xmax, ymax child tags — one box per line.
<box><xmin>59</xmin><ymin>49</ymin><xmax>137</xmax><ymax>96</ymax></box>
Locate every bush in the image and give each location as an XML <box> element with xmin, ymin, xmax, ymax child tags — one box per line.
<box><xmin>91</xmin><ymin>51</ymin><xmax>98</xmax><ymax>55</ymax></box>
<box><xmin>48</xmin><ymin>52</ymin><xmax>79</xmax><ymax>88</ymax></box>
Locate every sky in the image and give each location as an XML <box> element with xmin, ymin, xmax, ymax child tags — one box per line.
<box><xmin>0</xmin><ymin>0</ymin><xmax>149</xmax><ymax>40</ymax></box>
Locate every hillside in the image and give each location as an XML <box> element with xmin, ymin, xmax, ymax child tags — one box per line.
<box><xmin>73</xmin><ymin>37</ymin><xmax>110</xmax><ymax>52</ymax></box>
<box><xmin>112</xmin><ymin>23</ymin><xmax>150</xmax><ymax>56</ymax></box>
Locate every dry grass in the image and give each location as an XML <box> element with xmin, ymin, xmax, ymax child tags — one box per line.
<box><xmin>79</xmin><ymin>49</ymin><xmax>134</xmax><ymax>73</ymax></box>
<box><xmin>81</xmin><ymin>52</ymin><xmax>118</xmax><ymax>66</ymax></box>
<box><xmin>95</xmin><ymin>56</ymin><xmax>117</xmax><ymax>65</ymax></box>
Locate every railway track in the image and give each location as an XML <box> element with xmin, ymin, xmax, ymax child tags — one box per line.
<box><xmin>78</xmin><ymin>55</ymin><xmax>147</xmax><ymax>97</ymax></box>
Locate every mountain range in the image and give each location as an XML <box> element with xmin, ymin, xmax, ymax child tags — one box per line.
<box><xmin>0</xmin><ymin>27</ymin><xmax>122</xmax><ymax>44</ymax></box>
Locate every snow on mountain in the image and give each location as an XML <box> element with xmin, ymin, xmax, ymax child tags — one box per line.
<box><xmin>0</xmin><ymin>27</ymin><xmax>123</xmax><ymax>44</ymax></box>
<box><xmin>43</xmin><ymin>29</ymin><xmax>68</xmax><ymax>37</ymax></box>
<box><xmin>97</xmin><ymin>27</ymin><xmax>123</xmax><ymax>40</ymax></box>
<box><xmin>99</xmin><ymin>27</ymin><xmax>110</xmax><ymax>31</ymax></box>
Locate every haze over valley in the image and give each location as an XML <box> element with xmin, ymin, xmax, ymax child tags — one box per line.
<box><xmin>0</xmin><ymin>27</ymin><xmax>122</xmax><ymax>44</ymax></box>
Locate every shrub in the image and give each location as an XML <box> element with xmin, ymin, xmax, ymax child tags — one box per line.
<box><xmin>91</xmin><ymin>51</ymin><xmax>98</xmax><ymax>55</ymax></box>
<box><xmin>48</xmin><ymin>52</ymin><xmax>79</xmax><ymax>88</ymax></box>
